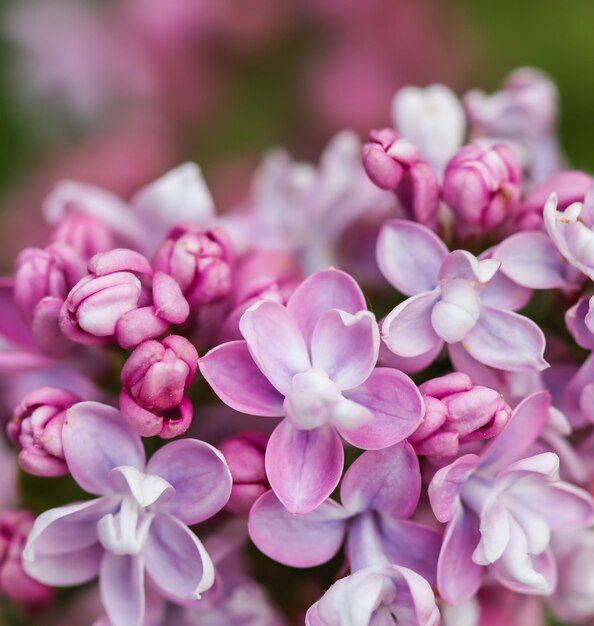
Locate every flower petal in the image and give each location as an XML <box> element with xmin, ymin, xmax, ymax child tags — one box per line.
<box><xmin>199</xmin><ymin>341</ymin><xmax>284</xmax><ymax>416</ymax></box>
<box><xmin>287</xmin><ymin>269</ymin><xmax>366</xmax><ymax>345</ymax></box>
<box><xmin>147</xmin><ymin>439</ymin><xmax>232</xmax><ymax>525</ymax></box>
<box><xmin>100</xmin><ymin>553</ymin><xmax>145</xmax><ymax>626</ymax></box>
<box><xmin>382</xmin><ymin>291</ymin><xmax>442</xmax><ymax>358</ymax></box>
<box><xmin>311</xmin><ymin>310</ymin><xmax>379</xmax><ymax>390</ymax></box>
<box><xmin>437</xmin><ymin>508</ymin><xmax>483</xmax><ymax>605</ymax></box>
<box><xmin>63</xmin><ymin>402</ymin><xmax>145</xmax><ymax>495</ymax></box>
<box><xmin>145</xmin><ymin>513</ymin><xmax>214</xmax><ymax>601</ymax></box>
<box><xmin>240</xmin><ymin>300</ymin><xmax>310</xmax><ymax>394</ymax></box>
<box><xmin>265</xmin><ymin>420</ymin><xmax>344</xmax><ymax>514</ymax></box>
<box><xmin>341</xmin><ymin>368</ymin><xmax>423</xmax><ymax>449</ymax></box>
<box><xmin>463</xmin><ymin>305</ymin><xmax>548</xmax><ymax>372</ymax></box>
<box><xmin>248</xmin><ymin>491</ymin><xmax>348</xmax><ymax>567</ymax></box>
<box><xmin>376</xmin><ymin>219</ymin><xmax>446</xmax><ymax>295</ymax></box>
<box><xmin>340</xmin><ymin>442</ymin><xmax>421</xmax><ymax>518</ymax></box>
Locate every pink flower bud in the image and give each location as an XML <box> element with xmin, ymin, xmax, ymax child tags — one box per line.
<box><xmin>362</xmin><ymin>128</ymin><xmax>439</xmax><ymax>226</ymax></box>
<box><xmin>120</xmin><ymin>335</ymin><xmax>198</xmax><ymax>438</ymax></box>
<box><xmin>220</xmin><ymin>432</ymin><xmax>268</xmax><ymax>514</ymax></box>
<box><xmin>0</xmin><ymin>510</ymin><xmax>52</xmax><ymax>607</ymax></box>
<box><xmin>7</xmin><ymin>387</ymin><xmax>80</xmax><ymax>477</ymax></box>
<box><xmin>410</xmin><ymin>372</ymin><xmax>511</xmax><ymax>457</ymax></box>
<box><xmin>153</xmin><ymin>227</ymin><xmax>233</xmax><ymax>307</ymax></box>
<box><xmin>442</xmin><ymin>143</ymin><xmax>522</xmax><ymax>230</ymax></box>
<box><xmin>49</xmin><ymin>212</ymin><xmax>114</xmax><ymax>261</ymax></box>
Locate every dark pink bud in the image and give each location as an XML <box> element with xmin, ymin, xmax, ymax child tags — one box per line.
<box><xmin>442</xmin><ymin>143</ymin><xmax>522</xmax><ymax>230</ymax></box>
<box><xmin>412</xmin><ymin>372</ymin><xmax>512</xmax><ymax>457</ymax></box>
<box><xmin>7</xmin><ymin>387</ymin><xmax>80</xmax><ymax>477</ymax></box>
<box><xmin>49</xmin><ymin>212</ymin><xmax>114</xmax><ymax>260</ymax></box>
<box><xmin>153</xmin><ymin>227</ymin><xmax>234</xmax><ymax>307</ymax></box>
<box><xmin>220</xmin><ymin>432</ymin><xmax>269</xmax><ymax>514</ymax></box>
<box><xmin>0</xmin><ymin>511</ymin><xmax>52</xmax><ymax>607</ymax></box>
<box><xmin>120</xmin><ymin>335</ymin><xmax>198</xmax><ymax>438</ymax></box>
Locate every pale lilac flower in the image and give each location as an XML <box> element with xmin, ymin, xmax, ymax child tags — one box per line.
<box><xmin>120</xmin><ymin>336</ymin><xmax>198</xmax><ymax>439</ymax></box>
<box><xmin>0</xmin><ymin>511</ymin><xmax>52</xmax><ymax>607</ymax></box>
<box><xmin>23</xmin><ymin>401</ymin><xmax>232</xmax><ymax>626</ymax></box>
<box><xmin>200</xmin><ymin>268</ymin><xmax>423</xmax><ymax>514</ymax></box>
<box><xmin>153</xmin><ymin>226</ymin><xmax>233</xmax><ymax>307</ymax></box>
<box><xmin>429</xmin><ymin>392</ymin><xmax>594</xmax><ymax>605</ymax></box>
<box><xmin>60</xmin><ymin>248</ymin><xmax>189</xmax><ymax>349</ymax></box>
<box><xmin>442</xmin><ymin>143</ymin><xmax>522</xmax><ymax>231</ymax></box>
<box><xmin>220</xmin><ymin>432</ymin><xmax>269</xmax><ymax>514</ymax></box>
<box><xmin>392</xmin><ymin>83</ymin><xmax>466</xmax><ymax>178</ymax></box>
<box><xmin>249</xmin><ymin>442</ymin><xmax>441</xmax><ymax>584</ymax></box>
<box><xmin>7</xmin><ymin>386</ymin><xmax>80</xmax><ymax>476</ymax></box>
<box><xmin>377</xmin><ymin>219</ymin><xmax>547</xmax><ymax>372</ymax></box>
<box><xmin>464</xmin><ymin>67</ymin><xmax>561</xmax><ymax>183</ymax></box>
<box><xmin>543</xmin><ymin>191</ymin><xmax>594</xmax><ymax>281</ymax></box>
<box><xmin>409</xmin><ymin>373</ymin><xmax>511</xmax><ymax>458</ymax></box>
<box><xmin>305</xmin><ymin>565</ymin><xmax>439</xmax><ymax>626</ymax></box>
<box><xmin>362</xmin><ymin>128</ymin><xmax>439</xmax><ymax>226</ymax></box>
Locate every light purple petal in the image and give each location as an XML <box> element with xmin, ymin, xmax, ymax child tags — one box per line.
<box><xmin>439</xmin><ymin>250</ymin><xmax>500</xmax><ymax>284</ymax></box>
<box><xmin>378</xmin><ymin>338</ymin><xmax>444</xmax><ymax>374</ymax></box>
<box><xmin>265</xmin><ymin>420</ymin><xmax>344</xmax><ymax>514</ymax></box>
<box><xmin>145</xmin><ymin>513</ymin><xmax>214</xmax><ymax>601</ymax></box>
<box><xmin>25</xmin><ymin>544</ymin><xmax>104</xmax><ymax>587</ymax></box>
<box><xmin>437</xmin><ymin>508</ymin><xmax>483</xmax><ymax>605</ymax></box>
<box><xmin>382</xmin><ymin>291</ymin><xmax>442</xmax><ymax>357</ymax></box>
<box><xmin>248</xmin><ymin>491</ymin><xmax>348</xmax><ymax>567</ymax></box>
<box><xmin>479</xmin><ymin>271</ymin><xmax>533</xmax><ymax>312</ymax></box>
<box><xmin>199</xmin><ymin>341</ymin><xmax>284</xmax><ymax>416</ymax></box>
<box><xmin>287</xmin><ymin>269</ymin><xmax>366</xmax><ymax>345</ymax></box>
<box><xmin>147</xmin><ymin>439</ymin><xmax>232</xmax><ymax>525</ymax></box>
<box><xmin>463</xmin><ymin>305</ymin><xmax>548</xmax><ymax>372</ymax></box>
<box><xmin>311</xmin><ymin>310</ymin><xmax>379</xmax><ymax>390</ymax></box>
<box><xmin>239</xmin><ymin>300</ymin><xmax>310</xmax><ymax>394</ymax></box>
<box><xmin>63</xmin><ymin>402</ymin><xmax>145</xmax><ymax>495</ymax></box>
<box><xmin>340</xmin><ymin>442</ymin><xmax>420</xmax><ymax>518</ymax></box>
<box><xmin>100</xmin><ymin>553</ymin><xmax>145</xmax><ymax>626</ymax></box>
<box><xmin>566</xmin><ymin>297</ymin><xmax>594</xmax><ymax>350</ymax></box>
<box><xmin>341</xmin><ymin>368</ymin><xmax>424</xmax><ymax>449</ymax></box>
<box><xmin>376</xmin><ymin>219</ymin><xmax>447</xmax><ymax>295</ymax></box>
<box><xmin>494</xmin><ymin>231</ymin><xmax>568</xmax><ymax>289</ymax></box>
<box><xmin>480</xmin><ymin>391</ymin><xmax>551</xmax><ymax>470</ymax></box>
<box><xmin>522</xmin><ymin>482</ymin><xmax>594</xmax><ymax>529</ymax></box>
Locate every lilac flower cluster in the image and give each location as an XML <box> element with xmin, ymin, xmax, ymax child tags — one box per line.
<box><xmin>3</xmin><ymin>67</ymin><xmax>594</xmax><ymax>626</ymax></box>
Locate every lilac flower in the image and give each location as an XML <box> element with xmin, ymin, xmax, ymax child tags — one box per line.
<box><xmin>120</xmin><ymin>336</ymin><xmax>198</xmax><ymax>439</ymax></box>
<box><xmin>392</xmin><ymin>83</ymin><xmax>466</xmax><ymax>178</ymax></box>
<box><xmin>49</xmin><ymin>211</ymin><xmax>115</xmax><ymax>261</ymax></box>
<box><xmin>200</xmin><ymin>268</ymin><xmax>423</xmax><ymax>514</ymax></box>
<box><xmin>23</xmin><ymin>401</ymin><xmax>232</xmax><ymax>626</ymax></box>
<box><xmin>428</xmin><ymin>392</ymin><xmax>594</xmax><ymax>605</ymax></box>
<box><xmin>362</xmin><ymin>128</ymin><xmax>439</xmax><ymax>226</ymax></box>
<box><xmin>7</xmin><ymin>386</ymin><xmax>80</xmax><ymax>476</ymax></box>
<box><xmin>442</xmin><ymin>143</ymin><xmax>522</xmax><ymax>231</ymax></box>
<box><xmin>60</xmin><ymin>248</ymin><xmax>189</xmax><ymax>349</ymax></box>
<box><xmin>409</xmin><ymin>373</ymin><xmax>511</xmax><ymax>458</ymax></box>
<box><xmin>377</xmin><ymin>219</ymin><xmax>547</xmax><ymax>372</ymax></box>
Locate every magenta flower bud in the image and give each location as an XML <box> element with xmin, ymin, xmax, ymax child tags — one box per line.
<box><xmin>7</xmin><ymin>387</ymin><xmax>80</xmax><ymax>477</ymax></box>
<box><xmin>442</xmin><ymin>143</ymin><xmax>522</xmax><ymax>230</ymax></box>
<box><xmin>220</xmin><ymin>432</ymin><xmax>269</xmax><ymax>514</ymax></box>
<box><xmin>120</xmin><ymin>335</ymin><xmax>198</xmax><ymax>438</ymax></box>
<box><xmin>153</xmin><ymin>226</ymin><xmax>233</xmax><ymax>307</ymax></box>
<box><xmin>0</xmin><ymin>511</ymin><xmax>52</xmax><ymax>607</ymax></box>
<box><xmin>49</xmin><ymin>211</ymin><xmax>114</xmax><ymax>260</ymax></box>
<box><xmin>410</xmin><ymin>372</ymin><xmax>511</xmax><ymax>457</ymax></box>
<box><xmin>362</xmin><ymin>128</ymin><xmax>439</xmax><ymax>226</ymax></box>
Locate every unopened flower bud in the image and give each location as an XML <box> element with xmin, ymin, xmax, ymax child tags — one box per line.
<box><xmin>120</xmin><ymin>335</ymin><xmax>198</xmax><ymax>438</ymax></box>
<box><xmin>220</xmin><ymin>432</ymin><xmax>269</xmax><ymax>514</ymax></box>
<box><xmin>49</xmin><ymin>211</ymin><xmax>114</xmax><ymax>260</ymax></box>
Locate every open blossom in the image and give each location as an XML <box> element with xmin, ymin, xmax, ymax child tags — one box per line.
<box><xmin>120</xmin><ymin>335</ymin><xmax>198</xmax><ymax>438</ymax></box>
<box><xmin>7</xmin><ymin>386</ymin><xmax>80</xmax><ymax>476</ymax></box>
<box><xmin>200</xmin><ymin>268</ymin><xmax>423</xmax><ymax>514</ymax></box>
<box><xmin>60</xmin><ymin>248</ymin><xmax>189</xmax><ymax>349</ymax></box>
<box><xmin>376</xmin><ymin>219</ymin><xmax>546</xmax><ymax>372</ymax></box>
<box><xmin>429</xmin><ymin>392</ymin><xmax>594</xmax><ymax>605</ymax></box>
<box><xmin>442</xmin><ymin>143</ymin><xmax>522</xmax><ymax>231</ymax></box>
<box><xmin>410</xmin><ymin>373</ymin><xmax>511</xmax><ymax>458</ymax></box>
<box><xmin>24</xmin><ymin>401</ymin><xmax>232</xmax><ymax>626</ymax></box>
<box><xmin>362</xmin><ymin>128</ymin><xmax>439</xmax><ymax>226</ymax></box>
